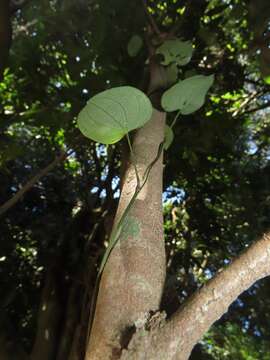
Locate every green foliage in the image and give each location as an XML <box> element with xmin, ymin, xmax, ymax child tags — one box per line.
<box><xmin>1</xmin><ymin>0</ymin><xmax>270</xmax><ymax>358</ymax></box>
<box><xmin>202</xmin><ymin>324</ymin><xmax>270</xmax><ymax>360</ymax></box>
<box><xmin>127</xmin><ymin>35</ymin><xmax>143</xmax><ymax>57</ymax></box>
<box><xmin>77</xmin><ymin>86</ymin><xmax>152</xmax><ymax>144</ymax></box>
<box><xmin>157</xmin><ymin>39</ymin><xmax>193</xmax><ymax>66</ymax></box>
<box><xmin>264</xmin><ymin>76</ymin><xmax>270</xmax><ymax>85</ymax></box>
<box><xmin>161</xmin><ymin>75</ymin><xmax>214</xmax><ymax>114</ymax></box>
<box><xmin>164</xmin><ymin>125</ymin><xmax>174</xmax><ymax>150</ymax></box>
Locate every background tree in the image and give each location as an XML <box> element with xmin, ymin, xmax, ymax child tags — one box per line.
<box><xmin>0</xmin><ymin>0</ymin><xmax>270</xmax><ymax>359</ymax></box>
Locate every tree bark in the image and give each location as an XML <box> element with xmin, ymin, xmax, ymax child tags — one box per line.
<box><xmin>56</xmin><ymin>283</ymin><xmax>81</xmax><ymax>360</ymax></box>
<box><xmin>119</xmin><ymin>232</ymin><xmax>270</xmax><ymax>360</ymax></box>
<box><xmin>30</xmin><ymin>267</ymin><xmax>62</xmax><ymax>360</ymax></box>
<box><xmin>86</xmin><ymin>110</ymin><xmax>166</xmax><ymax>359</ymax></box>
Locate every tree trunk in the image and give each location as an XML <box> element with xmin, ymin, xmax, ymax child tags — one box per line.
<box><xmin>30</xmin><ymin>267</ymin><xmax>62</xmax><ymax>360</ymax></box>
<box><xmin>56</xmin><ymin>283</ymin><xmax>81</xmax><ymax>360</ymax></box>
<box><xmin>86</xmin><ymin>109</ymin><xmax>166</xmax><ymax>359</ymax></box>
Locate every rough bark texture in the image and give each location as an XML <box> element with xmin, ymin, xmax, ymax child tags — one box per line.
<box><xmin>86</xmin><ymin>110</ymin><xmax>166</xmax><ymax>359</ymax></box>
<box><xmin>119</xmin><ymin>232</ymin><xmax>270</xmax><ymax>360</ymax></box>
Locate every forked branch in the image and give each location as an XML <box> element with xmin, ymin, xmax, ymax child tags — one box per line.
<box><xmin>121</xmin><ymin>232</ymin><xmax>270</xmax><ymax>360</ymax></box>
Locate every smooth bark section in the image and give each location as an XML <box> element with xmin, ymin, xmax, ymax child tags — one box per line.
<box><xmin>56</xmin><ymin>283</ymin><xmax>80</xmax><ymax>360</ymax></box>
<box><xmin>86</xmin><ymin>110</ymin><xmax>166</xmax><ymax>360</ymax></box>
<box><xmin>30</xmin><ymin>268</ymin><xmax>62</xmax><ymax>360</ymax></box>
<box><xmin>121</xmin><ymin>232</ymin><xmax>270</xmax><ymax>360</ymax></box>
<box><xmin>0</xmin><ymin>152</ymin><xmax>66</xmax><ymax>216</ymax></box>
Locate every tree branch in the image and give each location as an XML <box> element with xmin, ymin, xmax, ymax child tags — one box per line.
<box><xmin>121</xmin><ymin>231</ymin><xmax>270</xmax><ymax>360</ymax></box>
<box><xmin>164</xmin><ymin>231</ymin><xmax>270</xmax><ymax>359</ymax></box>
<box><xmin>232</xmin><ymin>90</ymin><xmax>265</xmax><ymax>117</ymax></box>
<box><xmin>241</xmin><ymin>101</ymin><xmax>270</xmax><ymax>116</ymax></box>
<box><xmin>0</xmin><ymin>151</ymin><xmax>67</xmax><ymax>216</ymax></box>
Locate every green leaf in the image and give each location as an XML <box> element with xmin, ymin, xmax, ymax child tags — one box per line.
<box><xmin>77</xmin><ymin>86</ymin><xmax>152</xmax><ymax>144</ymax></box>
<box><xmin>156</xmin><ymin>39</ymin><xmax>193</xmax><ymax>66</ymax></box>
<box><xmin>127</xmin><ymin>35</ymin><xmax>143</xmax><ymax>57</ymax></box>
<box><xmin>164</xmin><ymin>125</ymin><xmax>174</xmax><ymax>150</ymax></box>
<box><xmin>161</xmin><ymin>75</ymin><xmax>214</xmax><ymax>114</ymax></box>
<box><xmin>263</xmin><ymin>75</ymin><xmax>270</xmax><ymax>85</ymax></box>
<box><xmin>165</xmin><ymin>63</ymin><xmax>178</xmax><ymax>85</ymax></box>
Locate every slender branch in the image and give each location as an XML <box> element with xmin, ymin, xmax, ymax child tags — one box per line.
<box><xmin>0</xmin><ymin>151</ymin><xmax>67</xmax><ymax>216</ymax></box>
<box><xmin>141</xmin><ymin>0</ymin><xmax>161</xmax><ymax>36</ymax></box>
<box><xmin>241</xmin><ymin>101</ymin><xmax>270</xmax><ymax>116</ymax></box>
<box><xmin>232</xmin><ymin>90</ymin><xmax>264</xmax><ymax>117</ymax></box>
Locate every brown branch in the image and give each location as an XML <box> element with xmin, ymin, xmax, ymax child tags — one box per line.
<box><xmin>0</xmin><ymin>151</ymin><xmax>67</xmax><ymax>216</ymax></box>
<box><xmin>141</xmin><ymin>0</ymin><xmax>161</xmax><ymax>36</ymax></box>
<box><xmin>121</xmin><ymin>232</ymin><xmax>270</xmax><ymax>360</ymax></box>
<box><xmin>242</xmin><ymin>101</ymin><xmax>270</xmax><ymax>116</ymax></box>
<box><xmin>232</xmin><ymin>90</ymin><xmax>265</xmax><ymax>117</ymax></box>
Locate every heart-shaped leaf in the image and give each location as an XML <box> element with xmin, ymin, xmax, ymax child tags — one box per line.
<box><xmin>127</xmin><ymin>35</ymin><xmax>143</xmax><ymax>57</ymax></box>
<box><xmin>157</xmin><ymin>39</ymin><xmax>193</xmax><ymax>66</ymax></box>
<box><xmin>161</xmin><ymin>75</ymin><xmax>214</xmax><ymax>114</ymax></box>
<box><xmin>77</xmin><ymin>86</ymin><xmax>153</xmax><ymax>144</ymax></box>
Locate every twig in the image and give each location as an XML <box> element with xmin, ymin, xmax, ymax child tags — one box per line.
<box><xmin>242</xmin><ymin>101</ymin><xmax>270</xmax><ymax>116</ymax></box>
<box><xmin>0</xmin><ymin>151</ymin><xmax>68</xmax><ymax>216</ymax></box>
<box><xmin>232</xmin><ymin>90</ymin><xmax>265</xmax><ymax>117</ymax></box>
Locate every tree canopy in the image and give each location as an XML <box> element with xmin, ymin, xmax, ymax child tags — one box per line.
<box><xmin>1</xmin><ymin>0</ymin><xmax>270</xmax><ymax>359</ymax></box>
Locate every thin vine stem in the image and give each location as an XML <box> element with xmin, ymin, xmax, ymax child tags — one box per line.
<box><xmin>126</xmin><ymin>133</ymin><xmax>141</xmax><ymax>187</ymax></box>
<box><xmin>170</xmin><ymin>110</ymin><xmax>181</xmax><ymax>129</ymax></box>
